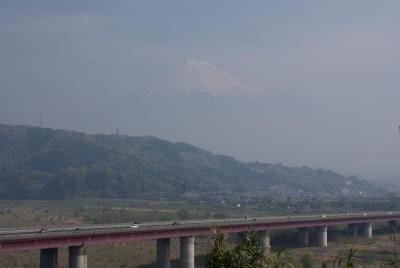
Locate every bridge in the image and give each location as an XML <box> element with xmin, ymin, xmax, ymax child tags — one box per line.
<box><xmin>1</xmin><ymin>212</ymin><xmax>399</xmax><ymax>268</ymax></box>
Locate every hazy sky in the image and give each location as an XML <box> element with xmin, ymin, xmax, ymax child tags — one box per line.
<box><xmin>1</xmin><ymin>1</ymin><xmax>400</xmax><ymax>181</ymax></box>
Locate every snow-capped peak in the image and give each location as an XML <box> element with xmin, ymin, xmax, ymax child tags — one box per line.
<box><xmin>147</xmin><ymin>58</ymin><xmax>273</xmax><ymax>98</ymax></box>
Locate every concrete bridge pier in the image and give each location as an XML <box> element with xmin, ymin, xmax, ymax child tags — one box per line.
<box><xmin>359</xmin><ymin>223</ymin><xmax>372</xmax><ymax>239</ymax></box>
<box><xmin>180</xmin><ymin>236</ymin><xmax>195</xmax><ymax>268</ymax></box>
<box><xmin>40</xmin><ymin>248</ymin><xmax>58</xmax><ymax>268</ymax></box>
<box><xmin>297</xmin><ymin>227</ymin><xmax>309</xmax><ymax>247</ymax></box>
<box><xmin>157</xmin><ymin>238</ymin><xmax>171</xmax><ymax>268</ymax></box>
<box><xmin>348</xmin><ymin>223</ymin><xmax>358</xmax><ymax>237</ymax></box>
<box><xmin>389</xmin><ymin>220</ymin><xmax>397</xmax><ymax>232</ymax></box>
<box><xmin>257</xmin><ymin>230</ymin><xmax>270</xmax><ymax>248</ymax></box>
<box><xmin>316</xmin><ymin>225</ymin><xmax>328</xmax><ymax>248</ymax></box>
<box><xmin>68</xmin><ymin>246</ymin><xmax>87</xmax><ymax>268</ymax></box>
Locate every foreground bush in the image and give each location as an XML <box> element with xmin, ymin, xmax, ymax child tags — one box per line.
<box><xmin>203</xmin><ymin>230</ymin><xmax>293</xmax><ymax>268</ymax></box>
<box><xmin>300</xmin><ymin>253</ymin><xmax>314</xmax><ymax>268</ymax></box>
<box><xmin>204</xmin><ymin>230</ymin><xmax>400</xmax><ymax>268</ymax></box>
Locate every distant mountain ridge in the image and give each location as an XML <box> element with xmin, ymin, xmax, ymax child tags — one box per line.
<box><xmin>0</xmin><ymin>124</ymin><xmax>384</xmax><ymax>200</ymax></box>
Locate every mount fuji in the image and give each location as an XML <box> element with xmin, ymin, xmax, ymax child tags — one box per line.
<box><xmin>146</xmin><ymin>58</ymin><xmax>274</xmax><ymax>98</ymax></box>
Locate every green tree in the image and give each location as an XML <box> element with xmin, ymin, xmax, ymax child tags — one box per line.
<box><xmin>203</xmin><ymin>229</ymin><xmax>230</xmax><ymax>268</ymax></box>
<box><xmin>300</xmin><ymin>253</ymin><xmax>314</xmax><ymax>268</ymax></box>
<box><xmin>204</xmin><ymin>229</ymin><xmax>293</xmax><ymax>268</ymax></box>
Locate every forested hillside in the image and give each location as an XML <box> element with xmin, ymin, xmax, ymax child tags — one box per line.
<box><xmin>0</xmin><ymin>124</ymin><xmax>383</xmax><ymax>200</ymax></box>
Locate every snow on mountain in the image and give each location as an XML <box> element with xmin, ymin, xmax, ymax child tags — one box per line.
<box><xmin>147</xmin><ymin>58</ymin><xmax>274</xmax><ymax>98</ymax></box>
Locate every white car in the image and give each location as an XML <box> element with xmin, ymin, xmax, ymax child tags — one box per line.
<box><xmin>321</xmin><ymin>214</ymin><xmax>326</xmax><ymax>218</ymax></box>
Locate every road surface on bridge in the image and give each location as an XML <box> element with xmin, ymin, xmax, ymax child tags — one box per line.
<box><xmin>1</xmin><ymin>212</ymin><xmax>399</xmax><ymax>252</ymax></box>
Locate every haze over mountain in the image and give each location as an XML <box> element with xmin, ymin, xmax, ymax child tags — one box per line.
<box><xmin>1</xmin><ymin>0</ymin><xmax>400</xmax><ymax>184</ymax></box>
<box><xmin>63</xmin><ymin>59</ymin><xmax>335</xmax><ymax>175</ymax></box>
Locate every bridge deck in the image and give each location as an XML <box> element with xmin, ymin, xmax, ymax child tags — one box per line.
<box><xmin>0</xmin><ymin>212</ymin><xmax>399</xmax><ymax>252</ymax></box>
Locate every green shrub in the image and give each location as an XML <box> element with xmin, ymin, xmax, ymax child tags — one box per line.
<box><xmin>300</xmin><ymin>253</ymin><xmax>314</xmax><ymax>268</ymax></box>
